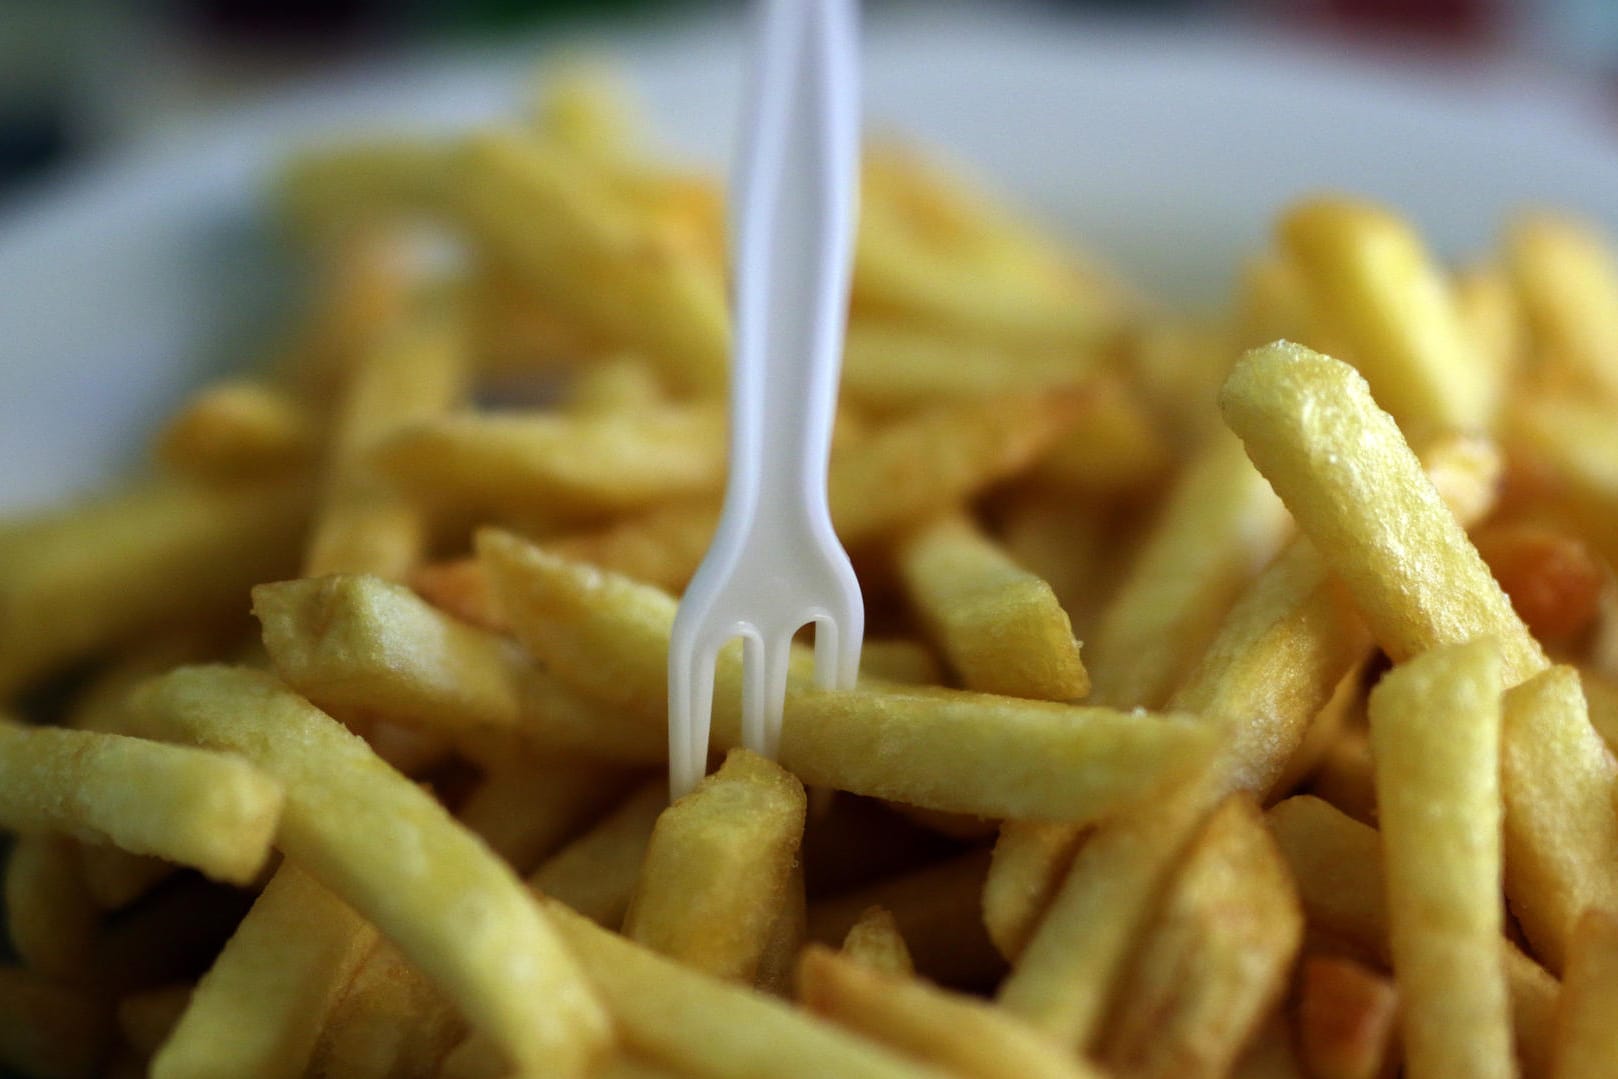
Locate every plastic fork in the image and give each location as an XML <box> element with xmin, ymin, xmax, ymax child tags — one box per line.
<box><xmin>666</xmin><ymin>0</ymin><xmax>864</xmax><ymax>800</ymax></box>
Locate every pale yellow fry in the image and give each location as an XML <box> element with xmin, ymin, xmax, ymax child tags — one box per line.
<box><xmin>1124</xmin><ymin>316</ymin><xmax>1242</xmax><ymax>447</ymax></box>
<box><xmin>454</xmin><ymin>131</ymin><xmax>729</xmax><ymax>393</ymax></box>
<box><xmin>995</xmin><ymin>492</ymin><xmax>1108</xmax><ymax>635</ymax></box>
<box><xmin>839</xmin><ymin>322</ymin><xmax>1094</xmax><ymax>410</ymax></box>
<box><xmin>1368</xmin><ymin>640</ymin><xmax>1514</xmax><ymax>1079</ymax></box>
<box><xmin>623</xmin><ymin>749</ymin><xmax>807</xmax><ymax>982</ymax></box>
<box><xmin>4</xmin><ymin>834</ymin><xmax>98</xmax><ymax>983</ymax></box>
<box><xmin>1085</xmin><ymin>428</ymin><xmax>1290</xmax><ymax>709</ymax></box>
<box><xmin>1235</xmin><ymin>252</ymin><xmax>1317</xmax><ymax>350</ymax></box>
<box><xmin>1099</xmin><ymin>795</ymin><xmax>1303</xmax><ymax>1079</ymax></box>
<box><xmin>1507</xmin><ymin>211</ymin><xmax>1618</xmax><ymax>401</ymax></box>
<box><xmin>152</xmin><ymin>862</ymin><xmax>375</xmax><ymax>1079</ymax></box>
<box><xmin>1297</xmin><ymin>956</ymin><xmax>1399</xmax><ymax>1079</ymax></box>
<box><xmin>305</xmin><ymin>304</ymin><xmax>466</xmax><ymax>579</ymax></box>
<box><xmin>0</xmin><ymin>719</ymin><xmax>282</xmax><ymax>886</ymax></box>
<box><xmin>456</xmin><ymin>752</ymin><xmax>632</xmax><ymax>874</ymax></box>
<box><xmin>1582</xmin><ymin>671</ymin><xmax>1618</xmax><ymax>755</ymax></box>
<box><xmin>839</xmin><ymin>906</ymin><xmax>915</xmax><ymax>978</ymax></box>
<box><xmin>545</xmin><ymin>897</ymin><xmax>949</xmax><ymax>1079</ymax></box>
<box><xmin>1506</xmin><ymin>390</ymin><xmax>1618</xmax><ymax>567</ymax></box>
<box><xmin>307</xmin><ymin>940</ymin><xmax>465</xmax><ymax>1079</ymax></box>
<box><xmin>77</xmin><ymin>846</ymin><xmax>174</xmax><ymax>911</ymax></box>
<box><xmin>1280</xmin><ymin>197</ymin><xmax>1489</xmax><ymax>434</ymax></box>
<box><xmin>858</xmin><ymin>639</ymin><xmax>943</xmax><ymax>687</ymax></box>
<box><xmin>0</xmin><ymin>966</ymin><xmax>113</xmax><ymax>1079</ymax></box>
<box><xmin>545</xmin><ymin>497</ymin><xmax>721</xmax><ymax>595</ymax></box>
<box><xmin>129</xmin><ymin>666</ymin><xmax>610</xmax><ymax>1077</ymax></box>
<box><xmin>117</xmin><ymin>984</ymin><xmax>192</xmax><ymax>1061</ymax></box>
<box><xmin>530</xmin><ymin>780</ymin><xmax>667</xmax><ymax>930</ymax></box>
<box><xmin>982</xmin><ymin>821</ymin><xmax>1088</xmax><ymax>961</ymax></box>
<box><xmin>1023</xmin><ymin>379</ymin><xmax>1175</xmax><ymax>494</ymax></box>
<box><xmin>798</xmin><ymin>945</ymin><xmax>1101</xmax><ymax>1079</ymax></box>
<box><xmin>276</xmin><ymin>140</ymin><xmax>454</xmax><ymax>237</ymax></box>
<box><xmin>1552</xmin><ymin>909</ymin><xmax>1618</xmax><ymax>1079</ymax></box>
<box><xmin>479</xmin><ymin>531</ymin><xmax>1217</xmax><ymax>823</ymax></box>
<box><xmin>1220</xmin><ymin>341</ymin><xmax>1544</xmax><ymax>681</ymax></box>
<box><xmin>376</xmin><ymin>403</ymin><xmax>727</xmax><ymax>523</ymax></box>
<box><xmin>895</xmin><ymin>513</ymin><xmax>1089</xmax><ymax>701</ymax></box>
<box><xmin>155</xmin><ymin>380</ymin><xmax>318</xmax><ymax>483</ymax></box>
<box><xmin>753</xmin><ymin>864</ymin><xmax>807</xmax><ymax>997</ymax></box>
<box><xmin>1499</xmin><ymin>667</ymin><xmax>1618</xmax><ymax>975</ymax></box>
<box><xmin>1307</xmin><ymin>726</ymin><xmax>1377</xmax><ymax>826</ymax></box>
<box><xmin>1452</xmin><ymin>261</ymin><xmax>1522</xmax><ymax>425</ymax></box>
<box><xmin>566</xmin><ymin>355</ymin><xmax>668</xmax><ymax>415</ymax></box>
<box><xmin>0</xmin><ymin>478</ymin><xmax>308</xmax><ymax>694</ymax></box>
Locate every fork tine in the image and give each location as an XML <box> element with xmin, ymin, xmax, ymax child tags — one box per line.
<box><xmin>757</xmin><ymin>630</ymin><xmax>794</xmax><ymax>761</ymax></box>
<box><xmin>811</xmin><ymin>614</ymin><xmax>839</xmax><ymax>691</ymax></box>
<box><xmin>739</xmin><ymin>629</ymin><xmax>767</xmax><ymax>757</ymax></box>
<box><xmin>832</xmin><ymin>604</ymin><xmax>864</xmax><ymax>690</ymax></box>
<box><xmin>667</xmin><ymin>634</ymin><xmax>716</xmax><ymax>800</ymax></box>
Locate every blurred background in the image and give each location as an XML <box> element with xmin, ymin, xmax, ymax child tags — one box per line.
<box><xmin>3</xmin><ymin>0</ymin><xmax>1617</xmax><ymax>206</ymax></box>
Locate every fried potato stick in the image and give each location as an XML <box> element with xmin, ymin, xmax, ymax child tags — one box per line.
<box><xmin>530</xmin><ymin>780</ymin><xmax>667</xmax><ymax>929</ymax></box>
<box><xmin>1551</xmin><ymin>909</ymin><xmax>1618</xmax><ymax>1079</ymax></box>
<box><xmin>839</xmin><ymin>906</ymin><xmax>914</xmax><ymax>978</ymax></box>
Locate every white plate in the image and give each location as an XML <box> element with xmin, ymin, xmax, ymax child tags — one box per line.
<box><xmin>3</xmin><ymin>4</ymin><xmax>1617</xmax><ymax>512</ymax></box>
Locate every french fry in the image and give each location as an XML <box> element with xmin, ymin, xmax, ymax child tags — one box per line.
<box><xmin>129</xmin><ymin>665</ymin><xmax>611</xmax><ymax>1077</ymax></box>
<box><xmin>754</xmin><ymin>864</ymin><xmax>807</xmax><ymax>997</ymax></box>
<box><xmin>1269</xmin><ymin>656</ymin><xmax>1365</xmax><ymax>798</ymax></box>
<box><xmin>0</xmin><ymin>719</ymin><xmax>283</xmax><ymax>886</ymax></box>
<box><xmin>116</xmin><ymin>984</ymin><xmax>193</xmax><ymax>1061</ymax></box>
<box><xmin>0</xmin><ymin>478</ymin><xmax>309</xmax><ymax>694</ymax></box>
<box><xmin>838</xmin><ymin>323</ymin><xmax>1094</xmax><ymax>411</ymax></box>
<box><xmin>1229</xmin><ymin>1014</ymin><xmax>1306</xmax><ymax>1079</ymax></box>
<box><xmin>0</xmin><ymin>967</ymin><xmax>113</xmax><ymax>1079</ymax></box>
<box><xmin>307</xmin><ymin>940</ymin><xmax>465</xmax><ymax>1079</ymax></box>
<box><xmin>1297</xmin><ymin>956</ymin><xmax>1399</xmax><ymax>1079</ymax></box>
<box><xmin>894</xmin><ymin>513</ymin><xmax>1089</xmax><ymax>700</ymax></box>
<box><xmin>1452</xmin><ymin>261</ymin><xmax>1521</xmax><ymax>426</ymax></box>
<box><xmin>1024</xmin><ymin>379</ymin><xmax>1175</xmax><ymax>495</ymax></box>
<box><xmin>1084</xmin><ymin>429</ymin><xmax>1290</xmax><ymax>709</ymax></box>
<box><xmin>1307</xmin><ymin>726</ymin><xmax>1377</xmax><ymax>825</ymax></box>
<box><xmin>77</xmin><ymin>847</ymin><xmax>175</xmax><ymax>912</ymax></box>
<box><xmin>857</xmin><ymin>639</ymin><xmax>943</xmax><ymax>687</ymax></box>
<box><xmin>480</xmin><ymin>530</ymin><xmax>1218</xmax><ymax>823</ymax></box>
<box><xmin>839</xmin><ymin>906</ymin><xmax>915</xmax><ymax>977</ymax></box>
<box><xmin>1369</xmin><ymin>640</ymin><xmax>1513</xmax><ymax>1079</ymax></box>
<box><xmin>1279</xmin><ymin>197</ymin><xmax>1490</xmax><ymax>434</ymax></box>
<box><xmin>1097</xmin><ymin>795</ymin><xmax>1303</xmax><ymax>1079</ymax></box>
<box><xmin>410</xmin><ymin>557</ymin><xmax>504</xmax><ymax>630</ymax></box>
<box><xmin>1474</xmin><ymin>522</ymin><xmax>1604</xmax><ymax>646</ymax></box>
<box><xmin>151</xmin><ymin>862</ymin><xmax>376</xmax><ymax>1079</ymax></box>
<box><xmin>545</xmin><ymin>497</ymin><xmax>721</xmax><ymax>594</ymax></box>
<box><xmin>530</xmin><ymin>779</ymin><xmax>667</xmax><ymax>929</ymax></box>
<box><xmin>1235</xmin><ymin>252</ymin><xmax>1317</xmax><ymax>350</ymax></box>
<box><xmin>982</xmin><ymin>821</ymin><xmax>1088</xmax><ymax>961</ymax></box>
<box><xmin>566</xmin><ymin>355</ymin><xmax>668</xmax><ymax>415</ymax></box>
<box><xmin>89</xmin><ymin>876</ymin><xmax>257</xmax><ymax>996</ymax></box>
<box><xmin>1505</xmin><ymin>390</ymin><xmax>1618</xmax><ymax>567</ymax></box>
<box><xmin>1551</xmin><ymin>909</ymin><xmax>1618</xmax><ymax>1079</ymax></box>
<box><xmin>1498</xmin><ymin>667</ymin><xmax>1618</xmax><ymax>974</ymax></box>
<box><xmin>1124</xmin><ymin>316</ymin><xmax>1241</xmax><ymax>446</ymax></box>
<box><xmin>623</xmin><ymin>749</ymin><xmax>807</xmax><ymax>982</ymax></box>
<box><xmin>994</xmin><ymin>490</ymin><xmax>1109</xmax><ymax>634</ymax></box>
<box><xmin>455</xmin><ymin>752</ymin><xmax>633</xmax><ymax>873</ymax></box>
<box><xmin>1506</xmin><ymin>212</ymin><xmax>1618</xmax><ymax>401</ymax></box>
<box><xmin>154</xmin><ymin>380</ymin><xmax>318</xmax><ymax>483</ymax></box>
<box><xmin>277</xmin><ymin>140</ymin><xmax>455</xmax><ymax>238</ymax></box>
<box><xmin>4</xmin><ymin>834</ymin><xmax>99</xmax><ymax>982</ymax></box>
<box><xmin>797</xmin><ymin>945</ymin><xmax>1101</xmax><ymax>1079</ymax></box>
<box><xmin>1580</xmin><ymin>670</ymin><xmax>1618</xmax><ymax>755</ymax></box>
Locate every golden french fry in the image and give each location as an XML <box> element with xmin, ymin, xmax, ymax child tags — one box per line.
<box><xmin>0</xmin><ymin>478</ymin><xmax>309</xmax><ymax>694</ymax></box>
<box><xmin>151</xmin><ymin>862</ymin><xmax>376</xmax><ymax>1079</ymax></box>
<box><xmin>1499</xmin><ymin>667</ymin><xmax>1618</xmax><ymax>974</ymax></box>
<box><xmin>410</xmin><ymin>557</ymin><xmax>505</xmax><ymax>630</ymax></box>
<box><xmin>1280</xmin><ymin>197</ymin><xmax>1489</xmax><ymax>434</ymax></box>
<box><xmin>1297</xmin><ymin>956</ymin><xmax>1399</xmax><ymax>1079</ymax></box>
<box><xmin>1235</xmin><ymin>251</ymin><xmax>1318</xmax><ymax>350</ymax></box>
<box><xmin>117</xmin><ymin>984</ymin><xmax>193</xmax><ymax>1061</ymax></box>
<box><xmin>994</xmin><ymin>490</ymin><xmax>1108</xmax><ymax>635</ymax></box>
<box><xmin>545</xmin><ymin>497</ymin><xmax>721</xmax><ymax>594</ymax></box>
<box><xmin>1098</xmin><ymin>795</ymin><xmax>1303</xmax><ymax>1079</ymax></box>
<box><xmin>839</xmin><ymin>323</ymin><xmax>1094</xmax><ymax>411</ymax></box>
<box><xmin>566</xmin><ymin>355</ymin><xmax>668</xmax><ymax>415</ymax></box>
<box><xmin>129</xmin><ymin>665</ymin><xmax>611</xmax><ymax>1077</ymax></box>
<box><xmin>0</xmin><ymin>967</ymin><xmax>113</xmax><ymax>1079</ymax></box>
<box><xmin>894</xmin><ymin>513</ymin><xmax>1088</xmax><ymax>701</ymax></box>
<box><xmin>982</xmin><ymin>821</ymin><xmax>1087</xmax><ymax>962</ymax></box>
<box><xmin>1551</xmin><ymin>909</ymin><xmax>1618</xmax><ymax>1079</ymax></box>
<box><xmin>839</xmin><ymin>906</ymin><xmax>915</xmax><ymax>978</ymax></box>
<box><xmin>798</xmin><ymin>945</ymin><xmax>1100</xmax><ymax>1079</ymax></box>
<box><xmin>480</xmin><ymin>531</ymin><xmax>1217</xmax><ymax>823</ymax></box>
<box><xmin>154</xmin><ymin>380</ymin><xmax>317</xmax><ymax>483</ymax></box>
<box><xmin>1506</xmin><ymin>211</ymin><xmax>1618</xmax><ymax>401</ymax></box>
<box><xmin>456</xmin><ymin>752</ymin><xmax>632</xmax><ymax>873</ymax></box>
<box><xmin>1085</xmin><ymin>429</ymin><xmax>1290</xmax><ymax>709</ymax></box>
<box><xmin>1307</xmin><ymin>726</ymin><xmax>1377</xmax><ymax>826</ymax></box>
<box><xmin>754</xmin><ymin>864</ymin><xmax>807</xmax><ymax>997</ymax></box>
<box><xmin>4</xmin><ymin>834</ymin><xmax>99</xmax><ymax>982</ymax></box>
<box><xmin>857</xmin><ymin>639</ymin><xmax>943</xmax><ymax>687</ymax></box>
<box><xmin>1124</xmin><ymin>316</ymin><xmax>1241</xmax><ymax>446</ymax></box>
<box><xmin>624</xmin><ymin>749</ymin><xmax>807</xmax><ymax>982</ymax></box>
<box><xmin>1023</xmin><ymin>379</ymin><xmax>1175</xmax><ymax>495</ymax></box>
<box><xmin>277</xmin><ymin>140</ymin><xmax>454</xmax><ymax>238</ymax></box>
<box><xmin>1368</xmin><ymin>640</ymin><xmax>1513</xmax><ymax>1079</ymax></box>
<box><xmin>530</xmin><ymin>779</ymin><xmax>667</xmax><ymax>930</ymax></box>
<box><xmin>1474</xmin><ymin>522</ymin><xmax>1604</xmax><ymax>646</ymax></box>
<box><xmin>76</xmin><ymin>847</ymin><xmax>175</xmax><ymax>912</ymax></box>
<box><xmin>1221</xmin><ymin>341</ymin><xmax>1541</xmax><ymax>679</ymax></box>
<box><xmin>307</xmin><ymin>940</ymin><xmax>465</xmax><ymax>1079</ymax></box>
<box><xmin>1452</xmin><ymin>261</ymin><xmax>1521</xmax><ymax>425</ymax></box>
<box><xmin>1269</xmin><ymin>656</ymin><xmax>1365</xmax><ymax>798</ymax></box>
<box><xmin>0</xmin><ymin>719</ymin><xmax>282</xmax><ymax>886</ymax></box>
<box><xmin>1505</xmin><ymin>389</ymin><xmax>1618</xmax><ymax>567</ymax></box>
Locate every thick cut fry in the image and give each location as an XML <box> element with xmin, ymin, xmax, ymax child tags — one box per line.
<box><xmin>1474</xmin><ymin>523</ymin><xmax>1604</xmax><ymax>646</ymax></box>
<box><xmin>480</xmin><ymin>531</ymin><xmax>1217</xmax><ymax>823</ymax></box>
<box><xmin>1307</xmin><ymin>727</ymin><xmax>1377</xmax><ymax>825</ymax></box>
<box><xmin>982</xmin><ymin>821</ymin><xmax>1087</xmax><ymax>961</ymax></box>
<box><xmin>1499</xmin><ymin>667</ymin><xmax>1618</xmax><ymax>974</ymax></box>
<box><xmin>1280</xmin><ymin>197</ymin><xmax>1489</xmax><ymax>434</ymax></box>
<box><xmin>797</xmin><ymin>945</ymin><xmax>1101</xmax><ymax>1079</ymax></box>
<box><xmin>376</xmin><ymin>404</ymin><xmax>726</xmax><ymax>523</ymax></box>
<box><xmin>1085</xmin><ymin>429</ymin><xmax>1290</xmax><ymax>709</ymax></box>
<box><xmin>455</xmin><ymin>753</ymin><xmax>631</xmax><ymax>873</ymax></box>
<box><xmin>4</xmin><ymin>833</ymin><xmax>99</xmax><ymax>982</ymax></box>
<box><xmin>754</xmin><ymin>864</ymin><xmax>807</xmax><ymax>997</ymax></box>
<box><xmin>1368</xmin><ymin>640</ymin><xmax>1514</xmax><ymax>1079</ymax></box>
<box><xmin>117</xmin><ymin>984</ymin><xmax>193</xmax><ymax>1060</ymax></box>
<box><xmin>1506</xmin><ymin>390</ymin><xmax>1618</xmax><ymax>567</ymax></box>
<box><xmin>995</xmin><ymin>491</ymin><xmax>1108</xmax><ymax>633</ymax></box>
<box><xmin>858</xmin><ymin>639</ymin><xmax>944</xmax><ymax>687</ymax></box>
<box><xmin>1221</xmin><ymin>341</ymin><xmax>1541</xmax><ymax>680</ymax></box>
<box><xmin>308</xmin><ymin>940</ymin><xmax>465</xmax><ymax>1079</ymax></box>
<box><xmin>838</xmin><ymin>323</ymin><xmax>1094</xmax><ymax>410</ymax></box>
<box><xmin>545</xmin><ymin>497</ymin><xmax>720</xmax><ymax>594</ymax></box>
<box><xmin>839</xmin><ymin>906</ymin><xmax>915</xmax><ymax>978</ymax></box>
<box><xmin>1098</xmin><ymin>795</ymin><xmax>1303</xmax><ymax>1079</ymax></box>
<box><xmin>0</xmin><ymin>479</ymin><xmax>308</xmax><ymax>693</ymax></box>
<box><xmin>0</xmin><ymin>719</ymin><xmax>282</xmax><ymax>886</ymax></box>
<box><xmin>530</xmin><ymin>780</ymin><xmax>666</xmax><ymax>929</ymax></box>
<box><xmin>1453</xmin><ymin>262</ymin><xmax>1522</xmax><ymax>428</ymax></box>
<box><xmin>155</xmin><ymin>380</ymin><xmax>317</xmax><ymax>482</ymax></box>
<box><xmin>895</xmin><ymin>513</ymin><xmax>1089</xmax><ymax>700</ymax></box>
<box><xmin>129</xmin><ymin>666</ymin><xmax>610</xmax><ymax>1077</ymax></box>
<box><xmin>1506</xmin><ymin>212</ymin><xmax>1618</xmax><ymax>401</ymax></box>
<box><xmin>623</xmin><ymin>750</ymin><xmax>807</xmax><ymax>982</ymax></box>
<box><xmin>1297</xmin><ymin>956</ymin><xmax>1399</xmax><ymax>1079</ymax></box>
<box><xmin>0</xmin><ymin>967</ymin><xmax>113</xmax><ymax>1079</ymax></box>
<box><xmin>77</xmin><ymin>847</ymin><xmax>175</xmax><ymax>911</ymax></box>
<box><xmin>305</xmin><ymin>305</ymin><xmax>466</xmax><ymax>579</ymax></box>
<box><xmin>152</xmin><ymin>862</ymin><xmax>375</xmax><ymax>1079</ymax></box>
<box><xmin>1024</xmin><ymin>379</ymin><xmax>1175</xmax><ymax>494</ymax></box>
<box><xmin>545</xmin><ymin>897</ymin><xmax>947</xmax><ymax>1079</ymax></box>
<box><xmin>1552</xmin><ymin>909</ymin><xmax>1618</xmax><ymax>1079</ymax></box>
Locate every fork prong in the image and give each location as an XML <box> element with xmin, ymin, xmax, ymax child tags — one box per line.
<box><xmin>667</xmin><ymin>636</ymin><xmax>716</xmax><ymax>800</ymax></box>
<box><xmin>756</xmin><ymin>630</ymin><xmax>794</xmax><ymax>761</ymax></box>
<box><xmin>739</xmin><ymin>629</ymin><xmax>767</xmax><ymax>757</ymax></box>
<box><xmin>811</xmin><ymin>614</ymin><xmax>839</xmax><ymax>691</ymax></box>
<box><xmin>832</xmin><ymin>604</ymin><xmax>864</xmax><ymax>690</ymax></box>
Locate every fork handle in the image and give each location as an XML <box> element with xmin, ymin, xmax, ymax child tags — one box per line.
<box><xmin>726</xmin><ymin>0</ymin><xmax>859</xmax><ymax>535</ymax></box>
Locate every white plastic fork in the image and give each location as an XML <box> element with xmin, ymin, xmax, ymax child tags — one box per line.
<box><xmin>666</xmin><ymin>0</ymin><xmax>864</xmax><ymax>800</ymax></box>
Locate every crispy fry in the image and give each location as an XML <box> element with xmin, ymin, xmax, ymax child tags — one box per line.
<box><xmin>455</xmin><ymin>752</ymin><xmax>632</xmax><ymax>873</ymax></box>
<box><xmin>1307</xmin><ymin>727</ymin><xmax>1377</xmax><ymax>825</ymax></box>
<box><xmin>839</xmin><ymin>906</ymin><xmax>915</xmax><ymax>978</ymax></box>
<box><xmin>4</xmin><ymin>834</ymin><xmax>99</xmax><ymax>982</ymax></box>
<box><xmin>1025</xmin><ymin>379</ymin><xmax>1175</xmax><ymax>494</ymax></box>
<box><xmin>155</xmin><ymin>381</ymin><xmax>318</xmax><ymax>483</ymax></box>
<box><xmin>894</xmin><ymin>513</ymin><xmax>1089</xmax><ymax>700</ymax></box>
<box><xmin>77</xmin><ymin>847</ymin><xmax>175</xmax><ymax>911</ymax></box>
<box><xmin>838</xmin><ymin>323</ymin><xmax>1094</xmax><ymax>410</ymax></box>
<box><xmin>982</xmin><ymin>821</ymin><xmax>1087</xmax><ymax>961</ymax></box>
<box><xmin>1505</xmin><ymin>389</ymin><xmax>1618</xmax><ymax>567</ymax></box>
<box><xmin>545</xmin><ymin>497</ymin><xmax>720</xmax><ymax>594</ymax></box>
<box><xmin>530</xmin><ymin>779</ymin><xmax>666</xmax><ymax>929</ymax></box>
<box><xmin>0</xmin><ymin>967</ymin><xmax>113</xmax><ymax>1079</ymax></box>
<box><xmin>624</xmin><ymin>750</ymin><xmax>807</xmax><ymax>982</ymax></box>
<box><xmin>129</xmin><ymin>665</ymin><xmax>610</xmax><ymax>1077</ymax></box>
<box><xmin>754</xmin><ymin>863</ymin><xmax>807</xmax><ymax>997</ymax></box>
<box><xmin>0</xmin><ymin>719</ymin><xmax>282</xmax><ymax>885</ymax></box>
<box><xmin>307</xmin><ymin>940</ymin><xmax>465</xmax><ymax>1079</ymax></box>
<box><xmin>151</xmin><ymin>862</ymin><xmax>375</xmax><ymax>1079</ymax></box>
<box><xmin>1474</xmin><ymin>522</ymin><xmax>1604</xmax><ymax>646</ymax></box>
<box><xmin>994</xmin><ymin>490</ymin><xmax>1108</xmax><ymax>634</ymax></box>
<box><xmin>1453</xmin><ymin>261</ymin><xmax>1522</xmax><ymax>425</ymax></box>
<box><xmin>1506</xmin><ymin>212</ymin><xmax>1618</xmax><ymax>401</ymax></box>
<box><xmin>1552</xmin><ymin>909</ymin><xmax>1618</xmax><ymax>1079</ymax></box>
<box><xmin>1297</xmin><ymin>956</ymin><xmax>1399</xmax><ymax>1079</ymax></box>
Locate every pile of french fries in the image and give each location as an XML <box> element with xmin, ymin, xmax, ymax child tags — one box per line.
<box><xmin>3</xmin><ymin>67</ymin><xmax>1618</xmax><ymax>1079</ymax></box>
